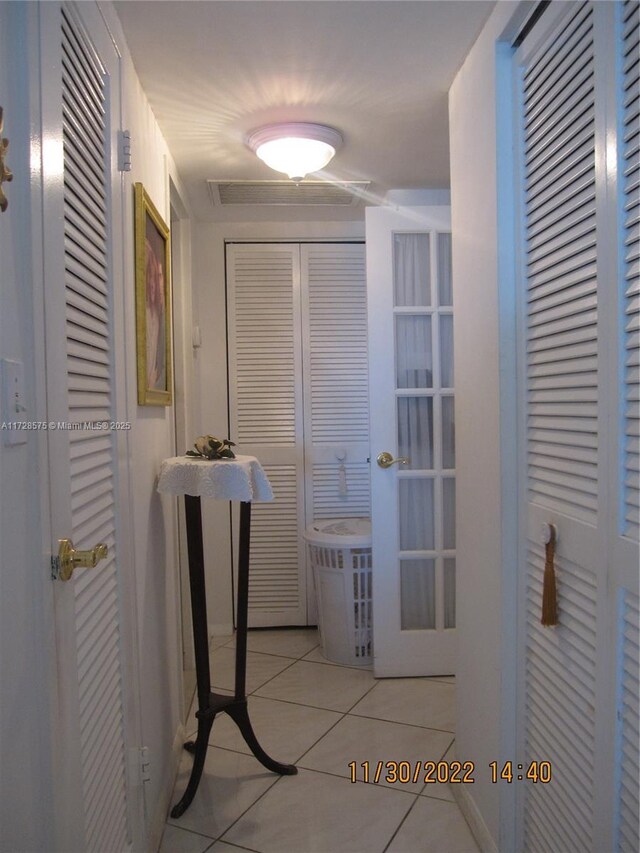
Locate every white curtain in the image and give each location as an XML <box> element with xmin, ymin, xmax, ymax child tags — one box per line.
<box><xmin>394</xmin><ymin>233</ymin><xmax>431</xmax><ymax>306</ymax></box>
<box><xmin>441</xmin><ymin>396</ymin><xmax>455</xmax><ymax>469</ymax></box>
<box><xmin>440</xmin><ymin>315</ymin><xmax>454</xmax><ymax>388</ymax></box>
<box><xmin>397</xmin><ymin>397</ymin><xmax>433</xmax><ymax>469</ymax></box>
<box><xmin>443</xmin><ymin>558</ymin><xmax>456</xmax><ymax>629</ymax></box>
<box><xmin>401</xmin><ymin>560</ymin><xmax>436</xmax><ymax>630</ymax></box>
<box><xmin>443</xmin><ymin>478</ymin><xmax>456</xmax><ymax>550</ymax></box>
<box><xmin>437</xmin><ymin>233</ymin><xmax>453</xmax><ymax>306</ymax></box>
<box><xmin>399</xmin><ymin>478</ymin><xmax>435</xmax><ymax>551</ymax></box>
<box><xmin>395</xmin><ymin>314</ymin><xmax>433</xmax><ymax>389</ymax></box>
<box><xmin>394</xmin><ymin>233</ymin><xmax>456</xmax><ymax>634</ymax></box>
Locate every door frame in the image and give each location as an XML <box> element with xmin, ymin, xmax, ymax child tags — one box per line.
<box><xmin>169</xmin><ymin>179</ymin><xmax>197</xmax><ymax>719</ymax></box>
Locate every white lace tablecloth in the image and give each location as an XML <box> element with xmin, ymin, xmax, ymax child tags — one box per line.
<box><xmin>157</xmin><ymin>455</ymin><xmax>274</xmax><ymax>502</ymax></box>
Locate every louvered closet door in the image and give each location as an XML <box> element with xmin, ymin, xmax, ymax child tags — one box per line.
<box><xmin>518</xmin><ymin>5</ymin><xmax>603</xmax><ymax>850</ymax></box>
<box><xmin>515</xmin><ymin>3</ymin><xmax>639</xmax><ymax>850</ymax></box>
<box><xmin>227</xmin><ymin>244</ymin><xmax>306</xmax><ymax>626</ymax></box>
<box><xmin>301</xmin><ymin>244</ymin><xmax>369</xmax><ymax>520</ymax></box>
<box><xmin>42</xmin><ymin>4</ymin><xmax>139</xmax><ymax>850</ymax></box>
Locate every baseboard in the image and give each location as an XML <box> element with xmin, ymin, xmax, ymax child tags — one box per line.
<box><xmin>452</xmin><ymin>784</ymin><xmax>499</xmax><ymax>853</ymax></box>
<box><xmin>146</xmin><ymin>723</ymin><xmax>186</xmax><ymax>853</ymax></box>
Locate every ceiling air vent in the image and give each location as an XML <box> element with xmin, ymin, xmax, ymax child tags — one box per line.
<box><xmin>207</xmin><ymin>180</ymin><xmax>370</xmax><ymax>207</ymax></box>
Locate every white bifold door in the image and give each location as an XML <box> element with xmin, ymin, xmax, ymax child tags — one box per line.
<box><xmin>366</xmin><ymin>205</ymin><xmax>456</xmax><ymax>677</ymax></box>
<box><xmin>515</xmin><ymin>3</ymin><xmax>638</xmax><ymax>850</ymax></box>
<box><xmin>227</xmin><ymin>242</ymin><xmax>369</xmax><ymax>627</ymax></box>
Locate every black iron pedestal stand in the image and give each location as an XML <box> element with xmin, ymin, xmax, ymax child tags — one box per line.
<box><xmin>170</xmin><ymin>497</ymin><xmax>297</xmax><ymax>818</ymax></box>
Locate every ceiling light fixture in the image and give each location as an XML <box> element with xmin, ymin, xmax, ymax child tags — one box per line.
<box><xmin>246</xmin><ymin>122</ymin><xmax>343</xmax><ymax>182</ymax></box>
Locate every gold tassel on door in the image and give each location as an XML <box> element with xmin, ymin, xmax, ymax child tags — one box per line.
<box><xmin>541</xmin><ymin>523</ymin><xmax>558</xmax><ymax>627</ymax></box>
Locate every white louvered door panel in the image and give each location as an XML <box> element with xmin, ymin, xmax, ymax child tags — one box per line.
<box><xmin>301</xmin><ymin>243</ymin><xmax>370</xmax><ymax>521</ymax></box>
<box><xmin>517</xmin><ymin>4</ymin><xmax>602</xmax><ymax>849</ymax></box>
<box><xmin>245</xmin><ymin>465</ymin><xmax>301</xmax><ymax>613</ymax></box>
<box><xmin>616</xmin><ymin>591</ymin><xmax>639</xmax><ymax>853</ymax></box>
<box><xmin>620</xmin><ymin>0</ymin><xmax>640</xmax><ymax>542</ymax></box>
<box><xmin>42</xmin><ymin>3</ymin><xmax>139</xmax><ymax>850</ymax></box>
<box><xmin>228</xmin><ymin>243</ymin><xmax>372</xmax><ymax>626</ymax></box>
<box><xmin>227</xmin><ymin>244</ymin><xmax>306</xmax><ymax>626</ymax></box>
<box><xmin>516</xmin><ymin>3</ymin><xmax>640</xmax><ymax>850</ymax></box>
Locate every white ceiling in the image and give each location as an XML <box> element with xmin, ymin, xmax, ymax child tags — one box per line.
<box><xmin>114</xmin><ymin>0</ymin><xmax>496</xmax><ymax>221</ymax></box>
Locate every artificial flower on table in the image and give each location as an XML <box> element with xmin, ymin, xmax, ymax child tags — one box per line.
<box><xmin>186</xmin><ymin>435</ymin><xmax>236</xmax><ymax>460</ymax></box>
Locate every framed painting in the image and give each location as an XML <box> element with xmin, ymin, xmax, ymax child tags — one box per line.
<box><xmin>134</xmin><ymin>182</ymin><xmax>172</xmax><ymax>405</ymax></box>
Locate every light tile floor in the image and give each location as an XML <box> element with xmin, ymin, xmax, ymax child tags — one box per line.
<box><xmin>160</xmin><ymin>628</ymin><xmax>479</xmax><ymax>853</ymax></box>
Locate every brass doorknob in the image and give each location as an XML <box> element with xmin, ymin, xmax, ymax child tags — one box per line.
<box><xmin>376</xmin><ymin>452</ymin><xmax>410</xmax><ymax>469</ymax></box>
<box><xmin>55</xmin><ymin>538</ymin><xmax>108</xmax><ymax>582</ymax></box>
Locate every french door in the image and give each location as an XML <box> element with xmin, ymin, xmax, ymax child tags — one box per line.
<box><xmin>366</xmin><ymin>205</ymin><xmax>456</xmax><ymax>677</ymax></box>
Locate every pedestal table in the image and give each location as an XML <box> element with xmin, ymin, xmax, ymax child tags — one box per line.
<box><xmin>157</xmin><ymin>455</ymin><xmax>297</xmax><ymax>818</ymax></box>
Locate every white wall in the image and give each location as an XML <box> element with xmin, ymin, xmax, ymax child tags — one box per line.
<box><xmin>101</xmin><ymin>4</ymin><xmax>195</xmax><ymax>845</ymax></box>
<box><xmin>0</xmin><ymin>3</ymin><xmax>194</xmax><ymax>849</ymax></box>
<box><xmin>193</xmin><ymin>219</ymin><xmax>365</xmax><ymax>633</ymax></box>
<box><xmin>448</xmin><ymin>2</ymin><xmax>528</xmax><ymax>849</ymax></box>
<box><xmin>0</xmin><ymin>4</ymin><xmax>56</xmax><ymax>850</ymax></box>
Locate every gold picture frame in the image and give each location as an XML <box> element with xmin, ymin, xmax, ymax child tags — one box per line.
<box><xmin>134</xmin><ymin>182</ymin><xmax>172</xmax><ymax>406</ymax></box>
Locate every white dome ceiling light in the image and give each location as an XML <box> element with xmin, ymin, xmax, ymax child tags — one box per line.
<box><xmin>246</xmin><ymin>122</ymin><xmax>343</xmax><ymax>182</ymax></box>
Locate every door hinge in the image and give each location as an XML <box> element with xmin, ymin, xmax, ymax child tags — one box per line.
<box><xmin>129</xmin><ymin>746</ymin><xmax>151</xmax><ymax>786</ymax></box>
<box><xmin>118</xmin><ymin>130</ymin><xmax>132</xmax><ymax>172</ymax></box>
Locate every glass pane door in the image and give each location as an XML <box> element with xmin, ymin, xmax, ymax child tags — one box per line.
<box><xmin>367</xmin><ymin>203</ymin><xmax>455</xmax><ymax>677</ymax></box>
<box><xmin>394</xmin><ymin>232</ymin><xmax>456</xmax><ymax>637</ymax></box>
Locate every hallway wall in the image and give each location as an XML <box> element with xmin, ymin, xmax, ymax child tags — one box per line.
<box><xmin>0</xmin><ymin>4</ymin><xmax>56</xmax><ymax>850</ymax></box>
<box><xmin>0</xmin><ymin>3</ymin><xmax>194</xmax><ymax>849</ymax></box>
<box><xmin>448</xmin><ymin>2</ymin><xmax>528</xmax><ymax>849</ymax></box>
<box><xmin>103</xmin><ymin>3</ymin><xmax>194</xmax><ymax>844</ymax></box>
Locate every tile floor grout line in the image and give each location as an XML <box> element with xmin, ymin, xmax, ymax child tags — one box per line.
<box><xmin>205</xmin><ymin>655</ymin><xmax>301</xmax><ymax>698</ymax></box>
<box><xmin>420</xmin><ymin>789</ymin><xmax>458</xmax><ymax>803</ymax></box>
<box><xmin>293</xmin><ymin>759</ymin><xmax>433</xmax><ymax>793</ymax></box>
<box><xmin>300</xmin><ymin>655</ymin><xmax>375</xmax><ymax>672</ymax></box>
<box><xmin>245</xmin><ymin>655</ymin><xmax>302</xmax><ymax>696</ymax></box>
<box><xmin>216</xmin><ymin>764</ymin><xmax>420</xmax><ymax>853</ymax></box>
<box><xmin>210</xmin><ymin>836</ymin><xmax>263</xmax><ymax>853</ymax></box>
<box><xmin>185</xmin><ymin>688</ymin><xmax>360</xmax><ymax>734</ymax></box>
<box><xmin>284</xmin><ymin>763</ymin><xmax>422</xmax><ymax>794</ymax></box>
<box><xmin>345</xmin><ymin>709</ymin><xmax>455</xmax><ymax>735</ymax></box>
<box><xmin>188</xmin><ymin>685</ymin><xmax>454</xmax><ymax>735</ymax></box>
<box><xmin>166</xmin><ymin>770</ymin><xmax>281</xmax><ymax>837</ymax></box>
<box><xmin>381</xmin><ymin>791</ymin><xmax>422</xmax><ymax>853</ymax></box>
<box><xmin>213</xmin><ymin>769</ymin><xmax>287</xmax><ymax>847</ymax></box>
<box><xmin>198</xmin><ymin>721</ymin><xmax>456</xmax><ymax>793</ymax></box>
<box><xmin>414</xmin><ymin>734</ymin><xmax>457</xmax><ymax>797</ymax></box>
<box><xmin>247</xmin><ymin>658</ymin><xmax>376</xmax><ymax>711</ymax></box>
<box><xmin>160</xmin><ymin>822</ymin><xmax>219</xmax><ymax>844</ymax></box>
<box><xmin>289</xmin><ymin>706</ymin><xmax>352</xmax><ymax>765</ymax></box>
<box><xmin>219</xmin><ymin>646</ymin><xmax>321</xmax><ymax>664</ymax></box>
<box><xmin>343</xmin><ymin>676</ymin><xmax>379</xmax><ymax>713</ymax></box>
<box><xmin>178</xmin><ymin>632</ymin><xmax>461</xmax><ymax>853</ymax></box>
